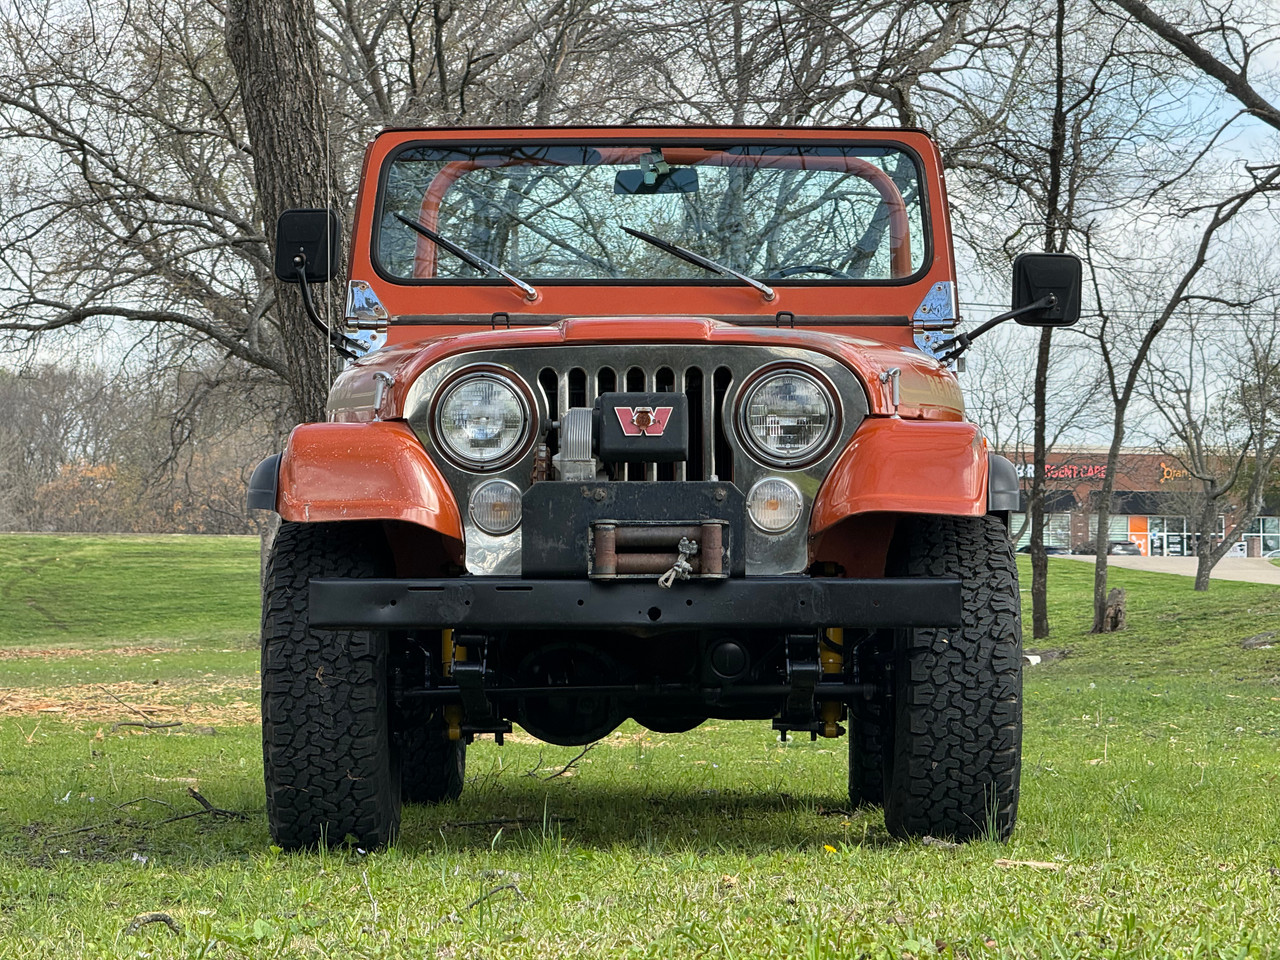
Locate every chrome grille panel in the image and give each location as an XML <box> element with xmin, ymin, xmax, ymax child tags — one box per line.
<box><xmin>540</xmin><ymin>361</ymin><xmax>729</xmax><ymax>483</ymax></box>
<box><xmin>404</xmin><ymin>344</ymin><xmax>869</xmax><ymax>575</ymax></box>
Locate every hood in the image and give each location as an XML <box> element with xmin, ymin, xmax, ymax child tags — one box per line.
<box><xmin>326</xmin><ymin>317</ymin><xmax>964</xmax><ymax>423</ymax></box>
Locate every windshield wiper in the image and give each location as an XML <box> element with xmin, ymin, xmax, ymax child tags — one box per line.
<box><xmin>621</xmin><ymin>225</ymin><xmax>775</xmax><ymax>302</ymax></box>
<box><xmin>395</xmin><ymin>213</ymin><xmax>538</xmax><ymax>302</ymax></box>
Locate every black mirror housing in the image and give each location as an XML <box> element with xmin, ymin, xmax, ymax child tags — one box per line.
<box><xmin>275</xmin><ymin>208</ymin><xmax>342</xmax><ymax>284</ymax></box>
<box><xmin>614</xmin><ymin>167</ymin><xmax>700</xmax><ymax>195</ymax></box>
<box><xmin>1012</xmin><ymin>252</ymin><xmax>1082</xmax><ymax>327</ymax></box>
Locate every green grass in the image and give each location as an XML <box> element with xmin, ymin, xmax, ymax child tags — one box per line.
<box><xmin>2</xmin><ymin>537</ymin><xmax>1280</xmax><ymax>958</ymax></box>
<box><xmin>0</xmin><ymin>534</ymin><xmax>260</xmax><ymax>649</ymax></box>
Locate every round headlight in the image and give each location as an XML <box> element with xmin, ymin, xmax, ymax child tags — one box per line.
<box><xmin>746</xmin><ymin>477</ymin><xmax>803</xmax><ymax>533</ymax></box>
<box><xmin>434</xmin><ymin>371</ymin><xmax>532</xmax><ymax>470</ymax></box>
<box><xmin>469</xmin><ymin>479</ymin><xmax>523</xmax><ymax>535</ymax></box>
<box><xmin>738</xmin><ymin>368</ymin><xmax>837</xmax><ymax>467</ymax></box>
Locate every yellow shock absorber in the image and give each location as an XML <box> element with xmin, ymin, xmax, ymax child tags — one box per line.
<box><xmin>442</xmin><ymin>629</ymin><xmax>463</xmax><ymax>741</ymax></box>
<box><xmin>820</xmin><ymin>627</ymin><xmax>845</xmax><ymax>738</ymax></box>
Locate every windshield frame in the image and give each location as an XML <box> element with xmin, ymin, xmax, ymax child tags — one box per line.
<box><xmin>370</xmin><ymin>136</ymin><xmax>934</xmax><ymax>290</ymax></box>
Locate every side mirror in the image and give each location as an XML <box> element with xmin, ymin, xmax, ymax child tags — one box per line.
<box><xmin>274</xmin><ymin>208</ymin><xmax>342</xmax><ymax>284</ymax></box>
<box><xmin>1012</xmin><ymin>252</ymin><xmax>1082</xmax><ymax>327</ymax></box>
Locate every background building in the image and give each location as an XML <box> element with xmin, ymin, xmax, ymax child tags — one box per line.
<box><xmin>1004</xmin><ymin>447</ymin><xmax>1280</xmax><ymax>556</ymax></box>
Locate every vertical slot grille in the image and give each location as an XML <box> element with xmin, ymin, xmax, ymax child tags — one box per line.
<box><xmin>539</xmin><ymin>367</ymin><xmax>559</xmax><ymax>456</ymax></box>
<box><xmin>686</xmin><ymin>367</ymin><xmax>704</xmax><ymax>482</ymax></box>
<box><xmin>713</xmin><ymin>366</ymin><xmax>734</xmax><ymax>481</ymax></box>
<box><xmin>548</xmin><ymin>362</ymin><xmax>733</xmax><ymax>483</ymax></box>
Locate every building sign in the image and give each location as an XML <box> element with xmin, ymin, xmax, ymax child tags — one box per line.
<box><xmin>1015</xmin><ymin>463</ymin><xmax>1108</xmax><ymax>480</ymax></box>
<box><xmin>1159</xmin><ymin>462</ymin><xmax>1190</xmax><ymax>484</ymax></box>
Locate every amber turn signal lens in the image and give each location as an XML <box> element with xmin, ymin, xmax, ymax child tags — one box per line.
<box><xmin>469</xmin><ymin>479</ymin><xmax>523</xmax><ymax>535</ymax></box>
<box><xmin>746</xmin><ymin>477</ymin><xmax>803</xmax><ymax>533</ymax></box>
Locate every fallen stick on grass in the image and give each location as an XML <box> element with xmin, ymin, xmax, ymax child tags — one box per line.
<box><xmin>437</xmin><ymin>816</ymin><xmax>574</xmax><ymax>830</ymax></box>
<box><xmin>540</xmin><ymin>742</ymin><xmax>596</xmax><ymax>780</ymax></box>
<box><xmin>111</xmin><ymin>721</ymin><xmax>183</xmax><ymax>731</ymax></box>
<box><xmin>155</xmin><ymin>788</ymin><xmax>247</xmax><ymax>825</ymax></box>
<box><xmin>464</xmin><ymin>883</ymin><xmax>526</xmax><ymax>911</ymax></box>
<box><xmin>96</xmin><ymin>685</ymin><xmax>168</xmax><ymax>724</ymax></box>
<box><xmin>123</xmin><ymin>912</ymin><xmax>182</xmax><ymax>936</ymax></box>
<box><xmin>113</xmin><ymin>797</ymin><xmax>172</xmax><ymax>810</ymax></box>
<box><xmin>49</xmin><ymin>788</ymin><xmax>247</xmax><ymax>838</ymax></box>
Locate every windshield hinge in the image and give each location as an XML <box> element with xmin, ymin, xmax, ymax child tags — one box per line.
<box><xmin>774</xmin><ymin>310</ymin><xmax>795</xmax><ymax>329</ymax></box>
<box><xmin>912</xmin><ymin>281</ymin><xmax>958</xmax><ymax>361</ymax></box>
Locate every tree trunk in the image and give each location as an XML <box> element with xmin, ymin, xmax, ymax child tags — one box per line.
<box><xmin>225</xmin><ymin>0</ymin><xmax>337</xmax><ymax>424</ymax></box>
<box><xmin>1031</xmin><ymin>0</ymin><xmax>1069</xmax><ymax>640</ymax></box>
<box><xmin>1091</xmin><ymin>418</ymin><xmax>1123</xmax><ymax>632</ymax></box>
<box><xmin>1193</xmin><ymin>553</ymin><xmax>1212</xmax><ymax>591</ymax></box>
<box><xmin>1193</xmin><ymin>500</ymin><xmax>1217</xmax><ymax>591</ymax></box>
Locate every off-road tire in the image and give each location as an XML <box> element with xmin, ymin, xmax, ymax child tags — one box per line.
<box><xmin>261</xmin><ymin>522</ymin><xmax>401</xmax><ymax>850</ymax></box>
<box><xmin>883</xmin><ymin>515</ymin><xmax>1022</xmax><ymax>842</ymax></box>
<box><xmin>398</xmin><ymin>706</ymin><xmax>465</xmax><ymax>804</ymax></box>
<box><xmin>847</xmin><ymin>635</ymin><xmax>890</xmax><ymax>807</ymax></box>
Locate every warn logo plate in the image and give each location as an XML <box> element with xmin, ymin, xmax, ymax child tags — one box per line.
<box><xmin>615</xmin><ymin>406</ymin><xmax>673</xmax><ymax>437</ymax></box>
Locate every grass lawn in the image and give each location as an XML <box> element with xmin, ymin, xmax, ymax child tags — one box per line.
<box><xmin>1</xmin><ymin>534</ymin><xmax>1279</xmax><ymax>958</ymax></box>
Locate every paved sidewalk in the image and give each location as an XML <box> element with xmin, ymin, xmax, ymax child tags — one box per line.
<box><xmin>1059</xmin><ymin>554</ymin><xmax>1280</xmax><ymax>585</ymax></box>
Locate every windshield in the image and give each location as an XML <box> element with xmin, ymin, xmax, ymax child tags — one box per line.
<box><xmin>376</xmin><ymin>143</ymin><xmax>927</xmax><ymax>284</ymax></box>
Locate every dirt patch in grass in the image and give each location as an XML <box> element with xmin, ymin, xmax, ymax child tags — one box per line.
<box><xmin>0</xmin><ymin>679</ymin><xmax>259</xmax><ymax>725</ymax></box>
<box><xmin>0</xmin><ymin>645</ymin><xmax>169</xmax><ymax>661</ymax></box>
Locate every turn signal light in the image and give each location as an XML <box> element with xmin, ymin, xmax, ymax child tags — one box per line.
<box><xmin>746</xmin><ymin>477</ymin><xmax>803</xmax><ymax>533</ymax></box>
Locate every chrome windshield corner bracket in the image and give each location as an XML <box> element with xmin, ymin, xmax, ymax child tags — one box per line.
<box><xmin>911</xmin><ymin>281</ymin><xmax>958</xmax><ymax>361</ymax></box>
<box><xmin>344</xmin><ymin>280</ymin><xmax>390</xmax><ymax>332</ymax></box>
<box><xmin>344</xmin><ymin>280</ymin><xmax>390</xmax><ymax>357</ymax></box>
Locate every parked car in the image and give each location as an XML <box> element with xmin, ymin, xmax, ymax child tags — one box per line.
<box><xmin>1263</xmin><ymin>549</ymin><xmax>1280</xmax><ymax>559</ymax></box>
<box><xmin>1016</xmin><ymin>544</ymin><xmax>1070</xmax><ymax>554</ymax></box>
<box><xmin>1072</xmin><ymin>540</ymin><xmax>1141</xmax><ymax>555</ymax></box>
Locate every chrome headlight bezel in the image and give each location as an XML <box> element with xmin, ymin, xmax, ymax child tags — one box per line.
<box><xmin>735</xmin><ymin>364</ymin><xmax>841</xmax><ymax>469</ymax></box>
<box><xmin>430</xmin><ymin>365</ymin><xmax>537</xmax><ymax>472</ymax></box>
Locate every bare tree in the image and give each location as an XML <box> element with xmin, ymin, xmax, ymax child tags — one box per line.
<box><xmin>0</xmin><ymin>0</ymin><xmax>659</xmax><ymax>425</ymax></box>
<box><xmin>1083</xmin><ymin>170</ymin><xmax>1280</xmax><ymax>625</ymax></box>
<box><xmin>1139</xmin><ymin>308</ymin><xmax>1280</xmax><ymax>589</ymax></box>
<box><xmin>944</xmin><ymin>1</ymin><xmax>1186</xmax><ymax>636</ymax></box>
<box><xmin>225</xmin><ymin>0</ymin><xmax>339</xmax><ymax>422</ymax></box>
<box><xmin>1083</xmin><ymin>0</ymin><xmax>1280</xmax><ymax>627</ymax></box>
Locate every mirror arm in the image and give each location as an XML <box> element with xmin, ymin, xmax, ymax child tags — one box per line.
<box><xmin>293</xmin><ymin>256</ymin><xmax>359</xmax><ymax>360</ymax></box>
<box><xmin>937</xmin><ymin>294</ymin><xmax>1057</xmax><ymax>363</ymax></box>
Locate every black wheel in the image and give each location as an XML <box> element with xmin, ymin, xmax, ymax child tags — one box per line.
<box><xmin>847</xmin><ymin>634</ymin><xmax>890</xmax><ymax>808</ymax></box>
<box><xmin>261</xmin><ymin>522</ymin><xmax>401</xmax><ymax>849</ymax></box>
<box><xmin>883</xmin><ymin>515</ymin><xmax>1022</xmax><ymax>842</ymax></box>
<box><xmin>398</xmin><ymin>705</ymin><xmax>465</xmax><ymax>804</ymax></box>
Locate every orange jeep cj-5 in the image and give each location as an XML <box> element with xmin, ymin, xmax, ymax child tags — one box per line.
<box><xmin>248</xmin><ymin>125</ymin><xmax>1082</xmax><ymax>850</ymax></box>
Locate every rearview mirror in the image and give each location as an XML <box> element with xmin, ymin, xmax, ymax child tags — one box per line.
<box><xmin>275</xmin><ymin>208</ymin><xmax>342</xmax><ymax>284</ymax></box>
<box><xmin>614</xmin><ymin>167</ymin><xmax>700</xmax><ymax>195</ymax></box>
<box><xmin>1012</xmin><ymin>252</ymin><xmax>1082</xmax><ymax>327</ymax></box>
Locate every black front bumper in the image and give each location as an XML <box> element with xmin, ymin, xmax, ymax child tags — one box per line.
<box><xmin>309</xmin><ymin>577</ymin><xmax>962</xmax><ymax>631</ymax></box>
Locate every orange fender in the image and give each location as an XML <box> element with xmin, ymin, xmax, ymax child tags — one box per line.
<box><xmin>810</xmin><ymin>419</ymin><xmax>988</xmax><ymax>533</ymax></box>
<box><xmin>276</xmin><ymin>421</ymin><xmax>463</xmax><ymax>540</ymax></box>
